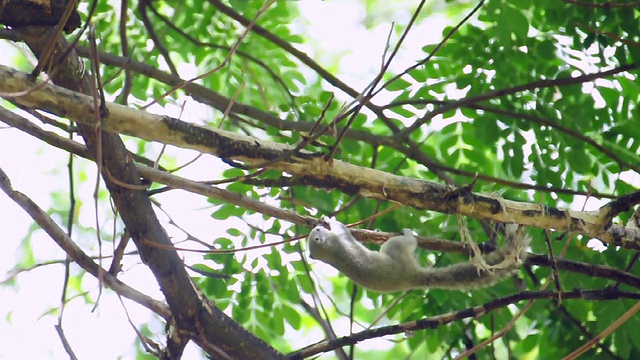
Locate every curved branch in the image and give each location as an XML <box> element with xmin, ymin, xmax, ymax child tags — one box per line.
<box><xmin>1</xmin><ymin>65</ymin><xmax>637</xmax><ymax>249</ymax></box>
<box><xmin>137</xmin><ymin>0</ymin><xmax>179</xmax><ymax>75</ymax></box>
<box><xmin>400</xmin><ymin>64</ymin><xmax>638</xmax><ymax>136</ymax></box>
<box><xmin>0</xmin><ymin>166</ymin><xmax>171</xmax><ymax>319</ymax></box>
<box><xmin>289</xmin><ymin>288</ymin><xmax>640</xmax><ymax>359</ymax></box>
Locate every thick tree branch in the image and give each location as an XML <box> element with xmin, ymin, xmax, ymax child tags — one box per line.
<box><xmin>11</xmin><ymin>26</ymin><xmax>283</xmax><ymax>359</ymax></box>
<box><xmin>1</xmin><ymin>64</ymin><xmax>638</xmax><ymax>250</ymax></box>
<box><xmin>0</xmin><ymin>30</ymin><xmax>606</xmax><ymax>200</ymax></box>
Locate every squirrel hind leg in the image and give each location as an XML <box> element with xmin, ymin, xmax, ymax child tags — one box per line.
<box><xmin>482</xmin><ymin>225</ymin><xmax>531</xmax><ymax>271</ymax></box>
<box><xmin>468</xmin><ymin>253</ymin><xmax>496</xmax><ymax>275</ymax></box>
<box><xmin>380</xmin><ymin>229</ymin><xmax>417</xmax><ymax>260</ymax></box>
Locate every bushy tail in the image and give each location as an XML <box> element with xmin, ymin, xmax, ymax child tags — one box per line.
<box><xmin>416</xmin><ymin>226</ymin><xmax>530</xmax><ymax>290</ymax></box>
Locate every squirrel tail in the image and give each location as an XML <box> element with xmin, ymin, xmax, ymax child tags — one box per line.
<box><xmin>416</xmin><ymin>226</ymin><xmax>530</xmax><ymax>290</ymax></box>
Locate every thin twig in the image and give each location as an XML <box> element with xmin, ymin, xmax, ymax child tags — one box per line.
<box><xmin>375</xmin><ymin>0</ymin><xmax>485</xmax><ymax>97</ymax></box>
<box><xmin>143</xmin><ymin>0</ymin><xmax>275</xmax><ymax>109</ymax></box>
<box><xmin>562</xmin><ymin>300</ymin><xmax>640</xmax><ymax>360</ymax></box>
<box><xmin>0</xmin><ymin>166</ymin><xmax>171</xmax><ymax>319</ymax></box>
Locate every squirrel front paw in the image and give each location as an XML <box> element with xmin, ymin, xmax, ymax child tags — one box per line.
<box><xmin>321</xmin><ymin>215</ymin><xmax>341</xmax><ymax>229</ymax></box>
<box><xmin>314</xmin><ymin>215</ymin><xmax>332</xmax><ymax>229</ymax></box>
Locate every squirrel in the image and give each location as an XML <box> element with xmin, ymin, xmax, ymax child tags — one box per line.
<box><xmin>307</xmin><ymin>216</ymin><xmax>530</xmax><ymax>292</ymax></box>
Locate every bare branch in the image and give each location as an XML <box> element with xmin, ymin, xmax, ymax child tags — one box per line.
<box><xmin>0</xmin><ymin>166</ymin><xmax>171</xmax><ymax>319</ymax></box>
<box><xmin>289</xmin><ymin>288</ymin><xmax>640</xmax><ymax>359</ymax></box>
<box><xmin>1</xmin><ymin>65</ymin><xmax>637</xmax><ymax>249</ymax></box>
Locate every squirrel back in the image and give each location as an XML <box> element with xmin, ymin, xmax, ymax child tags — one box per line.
<box><xmin>308</xmin><ymin>217</ymin><xmax>530</xmax><ymax>292</ymax></box>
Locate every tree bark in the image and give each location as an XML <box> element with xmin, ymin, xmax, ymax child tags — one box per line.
<box><xmin>6</xmin><ymin>18</ymin><xmax>283</xmax><ymax>360</ymax></box>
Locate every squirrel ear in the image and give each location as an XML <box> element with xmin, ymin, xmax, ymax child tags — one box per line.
<box><xmin>401</xmin><ymin>229</ymin><xmax>414</xmax><ymax>237</ymax></box>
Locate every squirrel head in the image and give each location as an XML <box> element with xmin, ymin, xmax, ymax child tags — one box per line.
<box><xmin>308</xmin><ymin>226</ymin><xmax>334</xmax><ymax>260</ymax></box>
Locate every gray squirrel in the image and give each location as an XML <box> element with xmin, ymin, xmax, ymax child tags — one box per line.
<box><xmin>308</xmin><ymin>216</ymin><xmax>530</xmax><ymax>292</ymax></box>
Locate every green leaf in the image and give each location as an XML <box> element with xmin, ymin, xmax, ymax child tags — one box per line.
<box><xmin>385</xmin><ymin>77</ymin><xmax>412</xmax><ymax>91</ymax></box>
<box><xmin>282</xmin><ymin>305</ymin><xmax>301</xmax><ymax>330</ymax></box>
<box><xmin>408</xmin><ymin>68</ymin><xmax>427</xmax><ymax>83</ymax></box>
<box><xmin>566</xmin><ymin>148</ymin><xmax>593</xmax><ymax>175</ymax></box>
<box><xmin>210</xmin><ymin>204</ymin><xmax>240</xmax><ymax>220</ymax></box>
<box><xmin>503</xmin><ymin>5</ymin><xmax>529</xmax><ymax>41</ymax></box>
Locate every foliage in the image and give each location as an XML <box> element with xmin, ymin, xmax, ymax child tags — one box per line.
<box><xmin>1</xmin><ymin>0</ymin><xmax>640</xmax><ymax>359</ymax></box>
